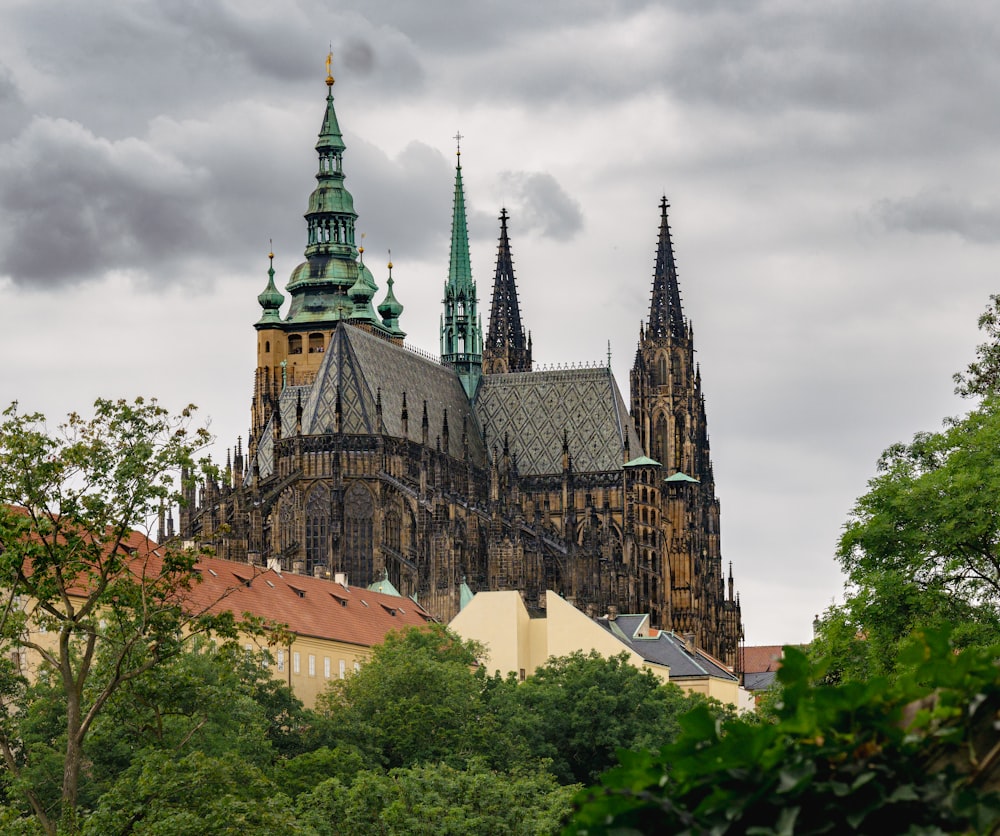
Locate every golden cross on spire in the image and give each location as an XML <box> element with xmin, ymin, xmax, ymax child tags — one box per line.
<box><xmin>325</xmin><ymin>49</ymin><xmax>334</xmax><ymax>87</ymax></box>
<box><xmin>454</xmin><ymin>131</ymin><xmax>463</xmax><ymax>157</ymax></box>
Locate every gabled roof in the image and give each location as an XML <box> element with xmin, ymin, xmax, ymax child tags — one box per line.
<box><xmin>596</xmin><ymin>616</ymin><xmax>737</xmax><ymax>682</ymax></box>
<box><xmin>302</xmin><ymin>325</ymin><xmax>486</xmax><ymax>464</ymax></box>
<box><xmin>476</xmin><ymin>367</ymin><xmax>641</xmax><ymax>475</ymax></box>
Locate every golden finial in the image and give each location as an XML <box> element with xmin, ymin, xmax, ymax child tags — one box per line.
<box><xmin>387</xmin><ymin>248</ymin><xmax>393</xmax><ymax>271</ymax></box>
<box><xmin>268</xmin><ymin>237</ymin><xmax>274</xmax><ymax>261</ymax></box>
<box><xmin>358</xmin><ymin>232</ymin><xmax>366</xmax><ymax>259</ymax></box>
<box><xmin>454</xmin><ymin>131</ymin><xmax>463</xmax><ymax>157</ymax></box>
<box><xmin>325</xmin><ymin>49</ymin><xmax>334</xmax><ymax>87</ymax></box>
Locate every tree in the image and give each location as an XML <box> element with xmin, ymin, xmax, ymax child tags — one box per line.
<box><xmin>0</xmin><ymin>398</ymin><xmax>241</xmax><ymax>834</ymax></box>
<box><xmin>954</xmin><ymin>293</ymin><xmax>1000</xmax><ymax>399</ymax></box>
<box><xmin>315</xmin><ymin>624</ymin><xmax>513</xmax><ymax>771</ymax></box>
<box><xmin>502</xmin><ymin>651</ymin><xmax>730</xmax><ymax>785</ymax></box>
<box><xmin>297</xmin><ymin>760</ymin><xmax>575</xmax><ymax>836</ymax></box>
<box><xmin>567</xmin><ymin>631</ymin><xmax>1000</xmax><ymax>835</ymax></box>
<box><xmin>830</xmin><ymin>398</ymin><xmax>1000</xmax><ymax>676</ymax></box>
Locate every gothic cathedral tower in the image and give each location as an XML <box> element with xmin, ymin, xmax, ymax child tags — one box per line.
<box><xmin>630</xmin><ymin>198</ymin><xmax>740</xmax><ymax>662</ymax></box>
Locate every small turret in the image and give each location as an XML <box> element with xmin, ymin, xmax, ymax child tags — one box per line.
<box><xmin>256</xmin><ymin>250</ymin><xmax>284</xmax><ymax>324</ymax></box>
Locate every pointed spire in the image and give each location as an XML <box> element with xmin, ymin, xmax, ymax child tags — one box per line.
<box><xmin>441</xmin><ymin>132</ymin><xmax>482</xmax><ymax>399</ymax></box>
<box><xmin>280</xmin><ymin>53</ymin><xmax>393</xmax><ymax>337</ymax></box>
<box><xmin>647</xmin><ymin>196</ymin><xmax>686</xmax><ymax>340</ymax></box>
<box><xmin>447</xmin><ymin>133</ymin><xmax>474</xmax><ymax>294</ymax></box>
<box><xmin>484</xmin><ymin>208</ymin><xmax>531</xmax><ymax>374</ymax></box>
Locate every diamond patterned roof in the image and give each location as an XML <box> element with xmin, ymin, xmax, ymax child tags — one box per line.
<box><xmin>476</xmin><ymin>368</ymin><xmax>640</xmax><ymax>475</ymax></box>
<box><xmin>302</xmin><ymin>325</ymin><xmax>486</xmax><ymax>464</ymax></box>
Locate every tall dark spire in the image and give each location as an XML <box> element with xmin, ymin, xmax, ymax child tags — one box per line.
<box><xmin>483</xmin><ymin>208</ymin><xmax>531</xmax><ymax>374</ymax></box>
<box><xmin>647</xmin><ymin>196</ymin><xmax>685</xmax><ymax>340</ymax></box>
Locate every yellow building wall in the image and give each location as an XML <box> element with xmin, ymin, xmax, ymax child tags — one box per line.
<box><xmin>450</xmin><ymin>590</ymin><xmax>668</xmax><ymax>684</ymax></box>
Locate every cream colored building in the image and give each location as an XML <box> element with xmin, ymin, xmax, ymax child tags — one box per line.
<box><xmin>451</xmin><ymin>590</ymin><xmax>750</xmax><ymax>708</ymax></box>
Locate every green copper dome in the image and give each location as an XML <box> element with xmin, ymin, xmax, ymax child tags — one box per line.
<box><xmin>256</xmin><ymin>253</ymin><xmax>284</xmax><ymax>324</ymax></box>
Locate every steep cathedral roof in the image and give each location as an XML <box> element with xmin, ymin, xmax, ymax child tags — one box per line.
<box><xmin>646</xmin><ymin>197</ymin><xmax>686</xmax><ymax>341</ymax></box>
<box><xmin>476</xmin><ymin>367</ymin><xmax>640</xmax><ymax>475</ymax></box>
<box><xmin>251</xmin><ymin>325</ymin><xmax>487</xmax><ymax>480</ymax></box>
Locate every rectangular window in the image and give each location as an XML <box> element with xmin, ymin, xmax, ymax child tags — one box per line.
<box><xmin>293</xmin><ymin>652</ymin><xmax>301</xmax><ymax>674</ymax></box>
<box><xmin>354</xmin><ymin>661</ymin><xmax>360</xmax><ymax>673</ymax></box>
<box><xmin>324</xmin><ymin>657</ymin><xmax>331</xmax><ymax>678</ymax></box>
<box><xmin>339</xmin><ymin>659</ymin><xmax>346</xmax><ymax>679</ymax></box>
<box><xmin>276</xmin><ymin>650</ymin><xmax>285</xmax><ymax>672</ymax></box>
<box><xmin>308</xmin><ymin>654</ymin><xmax>316</xmax><ymax>677</ymax></box>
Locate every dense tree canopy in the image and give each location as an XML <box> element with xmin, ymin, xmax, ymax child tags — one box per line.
<box><xmin>567</xmin><ymin>630</ymin><xmax>1000</xmax><ymax>835</ymax></box>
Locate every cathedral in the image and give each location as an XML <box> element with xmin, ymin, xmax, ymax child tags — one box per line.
<box><xmin>177</xmin><ymin>61</ymin><xmax>744</xmax><ymax>667</ymax></box>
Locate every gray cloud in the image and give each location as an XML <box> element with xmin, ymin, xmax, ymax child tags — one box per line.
<box><xmin>0</xmin><ymin>117</ymin><xmax>216</xmax><ymax>287</ymax></box>
<box><xmin>497</xmin><ymin>171</ymin><xmax>583</xmax><ymax>241</ymax></box>
<box><xmin>873</xmin><ymin>193</ymin><xmax>1000</xmax><ymax>243</ymax></box>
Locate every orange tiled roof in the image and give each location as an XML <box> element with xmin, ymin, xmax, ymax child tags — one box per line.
<box><xmin>4</xmin><ymin>505</ymin><xmax>434</xmax><ymax>649</ymax></box>
<box><xmin>739</xmin><ymin>645</ymin><xmax>786</xmax><ymax>674</ymax></box>
<box><xmin>146</xmin><ymin>547</ymin><xmax>434</xmax><ymax>647</ymax></box>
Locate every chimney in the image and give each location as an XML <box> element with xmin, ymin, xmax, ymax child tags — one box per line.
<box><xmin>247</xmin><ymin>551</ymin><xmax>262</xmax><ymax>567</ymax></box>
<box><xmin>292</xmin><ymin>560</ymin><xmax>305</xmax><ymax>575</ymax></box>
<box><xmin>683</xmin><ymin>632</ymin><xmax>696</xmax><ymax>654</ymax></box>
<box><xmin>313</xmin><ymin>564</ymin><xmax>326</xmax><ymax>578</ymax></box>
<box><xmin>607</xmin><ymin>605</ymin><xmax>618</xmax><ymax>621</ymax></box>
<box><xmin>334</xmin><ymin>572</ymin><xmax>348</xmax><ymax>587</ymax></box>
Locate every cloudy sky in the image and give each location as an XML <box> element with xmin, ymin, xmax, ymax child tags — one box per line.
<box><xmin>2</xmin><ymin>0</ymin><xmax>998</xmax><ymax>645</ymax></box>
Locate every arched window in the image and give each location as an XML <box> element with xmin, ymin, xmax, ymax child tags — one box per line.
<box><xmin>654</xmin><ymin>414</ymin><xmax>669</xmax><ymax>465</ymax></box>
<box><xmin>277</xmin><ymin>497</ymin><xmax>296</xmax><ymax>562</ymax></box>
<box><xmin>344</xmin><ymin>483</ymin><xmax>374</xmax><ymax>585</ymax></box>
<box><xmin>264</xmin><ymin>340</ymin><xmax>270</xmax><ymax>353</ymax></box>
<box><xmin>657</xmin><ymin>354</ymin><xmax>667</xmax><ymax>387</ymax></box>
<box><xmin>309</xmin><ymin>333</ymin><xmax>324</xmax><ymax>354</ymax></box>
<box><xmin>288</xmin><ymin>335</ymin><xmax>303</xmax><ymax>355</ymax></box>
<box><xmin>305</xmin><ymin>483</ymin><xmax>331</xmax><ymax>575</ymax></box>
<box><xmin>384</xmin><ymin>507</ymin><xmax>401</xmax><ymax>553</ymax></box>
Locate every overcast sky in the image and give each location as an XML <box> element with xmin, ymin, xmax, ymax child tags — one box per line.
<box><xmin>2</xmin><ymin>0</ymin><xmax>998</xmax><ymax>645</ymax></box>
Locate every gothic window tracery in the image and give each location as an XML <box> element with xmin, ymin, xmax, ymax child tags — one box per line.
<box><xmin>344</xmin><ymin>482</ymin><xmax>374</xmax><ymax>585</ymax></box>
<box><xmin>305</xmin><ymin>483</ymin><xmax>330</xmax><ymax>574</ymax></box>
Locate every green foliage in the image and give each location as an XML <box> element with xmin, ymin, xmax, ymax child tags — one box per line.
<box><xmin>566</xmin><ymin>629</ymin><xmax>1000</xmax><ymax>835</ymax></box>
<box><xmin>315</xmin><ymin>624</ymin><xmax>502</xmax><ymax>770</ymax></box>
<box><xmin>82</xmin><ymin>750</ymin><xmax>303</xmax><ymax>836</ymax></box>
<box><xmin>297</xmin><ymin>759</ymin><xmax>577</xmax><ymax>836</ymax></box>
<box><xmin>821</xmin><ymin>395</ymin><xmax>1000</xmax><ymax>682</ymax></box>
<box><xmin>0</xmin><ymin>398</ymin><xmax>237</xmax><ymax>833</ymax></box>
<box><xmin>954</xmin><ymin>293</ymin><xmax>1000</xmax><ymax>398</ymax></box>
<box><xmin>501</xmin><ymin>650</ymin><xmax>729</xmax><ymax>785</ymax></box>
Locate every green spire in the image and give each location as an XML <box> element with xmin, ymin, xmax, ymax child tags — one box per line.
<box><xmin>282</xmin><ymin>55</ymin><xmax>390</xmax><ymax>329</ymax></box>
<box><xmin>447</xmin><ymin>148</ymin><xmax>474</xmax><ymax>293</ymax></box>
<box><xmin>378</xmin><ymin>253</ymin><xmax>405</xmax><ymax>337</ymax></box>
<box><xmin>256</xmin><ymin>249</ymin><xmax>284</xmax><ymax>324</ymax></box>
<box><xmin>440</xmin><ymin>134</ymin><xmax>482</xmax><ymax>400</ymax></box>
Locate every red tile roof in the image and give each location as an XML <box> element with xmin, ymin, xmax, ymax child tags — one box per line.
<box><xmin>152</xmin><ymin>548</ymin><xmax>434</xmax><ymax>647</ymax></box>
<box><xmin>739</xmin><ymin>645</ymin><xmax>787</xmax><ymax>674</ymax></box>
<box><xmin>4</xmin><ymin>505</ymin><xmax>435</xmax><ymax>650</ymax></box>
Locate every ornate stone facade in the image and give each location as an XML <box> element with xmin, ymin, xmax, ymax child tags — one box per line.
<box><xmin>177</xmin><ymin>65</ymin><xmax>743</xmax><ymax>667</ymax></box>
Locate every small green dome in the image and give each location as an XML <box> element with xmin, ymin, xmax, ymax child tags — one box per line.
<box><xmin>256</xmin><ymin>255</ymin><xmax>284</xmax><ymax>322</ymax></box>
